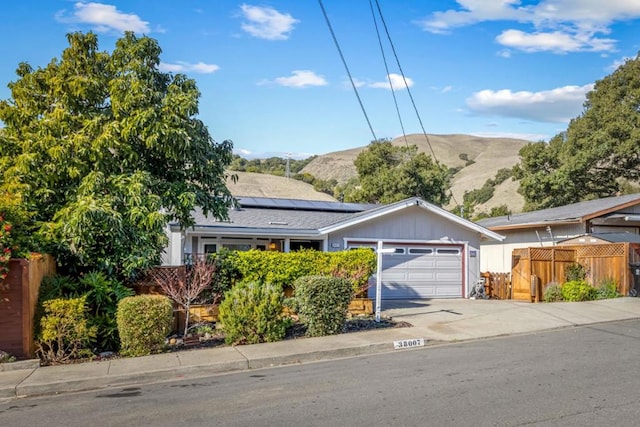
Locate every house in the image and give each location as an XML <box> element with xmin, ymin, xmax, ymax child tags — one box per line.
<box><xmin>163</xmin><ymin>196</ymin><xmax>504</xmax><ymax>299</ymax></box>
<box><xmin>477</xmin><ymin>193</ymin><xmax>640</xmax><ymax>273</ymax></box>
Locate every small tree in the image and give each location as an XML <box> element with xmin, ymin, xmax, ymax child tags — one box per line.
<box><xmin>152</xmin><ymin>258</ymin><xmax>216</xmax><ymax>336</ymax></box>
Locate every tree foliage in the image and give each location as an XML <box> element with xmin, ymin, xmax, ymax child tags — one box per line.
<box><xmin>514</xmin><ymin>53</ymin><xmax>640</xmax><ymax>210</ymax></box>
<box><xmin>0</xmin><ymin>32</ymin><xmax>235</xmax><ymax>280</ymax></box>
<box><xmin>349</xmin><ymin>140</ymin><xmax>450</xmax><ymax>205</ymax></box>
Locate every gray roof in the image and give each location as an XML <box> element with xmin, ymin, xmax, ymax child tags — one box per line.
<box><xmin>188</xmin><ymin>206</ymin><xmax>356</xmax><ymax>233</ymax></box>
<box><xmin>170</xmin><ymin>196</ymin><xmax>504</xmax><ymax>241</ymax></box>
<box><xmin>560</xmin><ymin>232</ymin><xmax>640</xmax><ymax>244</ymax></box>
<box><xmin>170</xmin><ymin>197</ymin><xmax>380</xmax><ymax>235</ymax></box>
<box><xmin>477</xmin><ymin>193</ymin><xmax>640</xmax><ymax>229</ymax></box>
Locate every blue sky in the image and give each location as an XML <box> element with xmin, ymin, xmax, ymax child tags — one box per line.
<box><xmin>1</xmin><ymin>1</ymin><xmax>639</xmax><ymax>159</ymax></box>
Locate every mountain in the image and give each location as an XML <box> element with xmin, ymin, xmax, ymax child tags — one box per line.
<box><xmin>300</xmin><ymin>134</ymin><xmax>529</xmax><ymax>213</ymax></box>
<box><xmin>226</xmin><ymin>134</ymin><xmax>531</xmax><ymax>214</ymax></box>
<box><xmin>226</xmin><ymin>171</ymin><xmax>337</xmax><ymax>201</ymax></box>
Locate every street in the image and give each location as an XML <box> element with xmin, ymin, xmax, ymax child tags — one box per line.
<box><xmin>2</xmin><ymin>319</ymin><xmax>640</xmax><ymax>426</ymax></box>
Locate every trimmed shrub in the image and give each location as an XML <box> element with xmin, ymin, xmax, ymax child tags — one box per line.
<box><xmin>543</xmin><ymin>284</ymin><xmax>564</xmax><ymax>302</ymax></box>
<box><xmin>36</xmin><ymin>272</ymin><xmax>134</xmax><ymax>352</ymax></box>
<box><xmin>116</xmin><ymin>295</ymin><xmax>173</xmax><ymax>357</ymax></box>
<box><xmin>561</xmin><ymin>280</ymin><xmax>598</xmax><ymax>302</ymax></box>
<box><xmin>232</xmin><ymin>248</ymin><xmax>376</xmax><ymax>293</ymax></box>
<box><xmin>218</xmin><ymin>281</ymin><xmax>289</xmax><ymax>345</ymax></box>
<box><xmin>36</xmin><ymin>296</ymin><xmax>97</xmax><ymax>364</ymax></box>
<box><xmin>293</xmin><ymin>275</ymin><xmax>354</xmax><ymax>337</ymax></box>
<box><xmin>595</xmin><ymin>278</ymin><xmax>620</xmax><ymax>299</ymax></box>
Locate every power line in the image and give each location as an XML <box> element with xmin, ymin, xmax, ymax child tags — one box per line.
<box><xmin>317</xmin><ymin>0</ymin><xmax>378</xmax><ymax>143</ymax></box>
<box><xmin>372</xmin><ymin>0</ymin><xmax>461</xmax><ymax>210</ymax></box>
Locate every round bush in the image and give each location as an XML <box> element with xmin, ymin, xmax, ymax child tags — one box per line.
<box><xmin>543</xmin><ymin>284</ymin><xmax>563</xmax><ymax>302</ymax></box>
<box><xmin>116</xmin><ymin>295</ymin><xmax>173</xmax><ymax>357</ymax></box>
<box><xmin>561</xmin><ymin>280</ymin><xmax>597</xmax><ymax>302</ymax></box>
<box><xmin>293</xmin><ymin>275</ymin><xmax>353</xmax><ymax>337</ymax></box>
<box><xmin>218</xmin><ymin>281</ymin><xmax>289</xmax><ymax>345</ymax></box>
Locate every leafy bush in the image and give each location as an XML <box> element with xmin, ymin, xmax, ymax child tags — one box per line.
<box><xmin>595</xmin><ymin>278</ymin><xmax>620</xmax><ymax>299</ymax></box>
<box><xmin>36</xmin><ymin>297</ymin><xmax>97</xmax><ymax>364</ymax></box>
<box><xmin>565</xmin><ymin>263</ymin><xmax>587</xmax><ymax>282</ymax></box>
<box><xmin>232</xmin><ymin>249</ymin><xmax>376</xmax><ymax>293</ymax></box>
<box><xmin>327</xmin><ymin>249</ymin><xmax>376</xmax><ymax>296</ymax></box>
<box><xmin>201</xmin><ymin>249</ymin><xmax>241</xmax><ymax>303</ymax></box>
<box><xmin>561</xmin><ymin>280</ymin><xmax>597</xmax><ymax>302</ymax></box>
<box><xmin>543</xmin><ymin>283</ymin><xmax>564</xmax><ymax>302</ymax></box>
<box><xmin>293</xmin><ymin>276</ymin><xmax>354</xmax><ymax>337</ymax></box>
<box><xmin>116</xmin><ymin>295</ymin><xmax>173</xmax><ymax>357</ymax></box>
<box><xmin>218</xmin><ymin>281</ymin><xmax>290</xmax><ymax>345</ymax></box>
<box><xmin>37</xmin><ymin>272</ymin><xmax>133</xmax><ymax>352</ymax></box>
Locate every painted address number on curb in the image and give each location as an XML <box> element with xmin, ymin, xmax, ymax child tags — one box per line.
<box><xmin>393</xmin><ymin>338</ymin><xmax>425</xmax><ymax>349</ymax></box>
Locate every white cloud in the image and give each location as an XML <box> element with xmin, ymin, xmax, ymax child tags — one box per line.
<box><xmin>273</xmin><ymin>70</ymin><xmax>327</xmax><ymax>88</ymax></box>
<box><xmin>465</xmin><ymin>84</ymin><xmax>593</xmax><ymax>123</ymax></box>
<box><xmin>497</xmin><ymin>29</ymin><xmax>616</xmax><ymax>53</ymax></box>
<box><xmin>159</xmin><ymin>61</ymin><xmax>220</xmax><ymax>74</ymax></box>
<box><xmin>55</xmin><ymin>2</ymin><xmax>150</xmax><ymax>33</ymax></box>
<box><xmin>418</xmin><ymin>0</ymin><xmax>640</xmax><ymax>53</ymax></box>
<box><xmin>369</xmin><ymin>73</ymin><xmax>414</xmax><ymax>90</ymax></box>
<box><xmin>239</xmin><ymin>4</ymin><xmax>299</xmax><ymax>40</ymax></box>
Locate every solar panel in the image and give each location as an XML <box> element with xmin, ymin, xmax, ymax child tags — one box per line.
<box><xmin>236</xmin><ymin>197</ymin><xmax>377</xmax><ymax>213</ymax></box>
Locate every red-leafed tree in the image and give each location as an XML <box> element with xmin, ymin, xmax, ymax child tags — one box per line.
<box><xmin>153</xmin><ymin>258</ymin><xmax>216</xmax><ymax>337</ymax></box>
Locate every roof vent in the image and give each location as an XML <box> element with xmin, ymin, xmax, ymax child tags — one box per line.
<box><xmin>269</xmin><ymin>221</ymin><xmax>288</xmax><ymax>225</ymax></box>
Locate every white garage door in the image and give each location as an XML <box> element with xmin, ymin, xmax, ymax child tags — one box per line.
<box><xmin>369</xmin><ymin>246</ymin><xmax>464</xmax><ymax>299</ymax></box>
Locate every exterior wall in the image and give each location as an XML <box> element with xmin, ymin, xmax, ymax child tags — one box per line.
<box><xmin>164</xmin><ymin>230</ymin><xmax>183</xmax><ymax>266</ymax></box>
<box><xmin>480</xmin><ymin>223</ymin><xmax>586</xmax><ymax>273</ymax></box>
<box><xmin>327</xmin><ymin>206</ymin><xmax>483</xmax><ymax>295</ymax></box>
<box><xmin>327</xmin><ymin>206</ymin><xmax>480</xmax><ymax>248</ymax></box>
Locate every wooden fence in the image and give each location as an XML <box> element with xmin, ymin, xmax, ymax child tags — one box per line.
<box><xmin>511</xmin><ymin>244</ymin><xmax>636</xmax><ymax>302</ymax></box>
<box><xmin>0</xmin><ymin>255</ymin><xmax>56</xmax><ymax>359</ymax></box>
<box><xmin>481</xmin><ymin>272</ymin><xmax>511</xmax><ymax>299</ymax></box>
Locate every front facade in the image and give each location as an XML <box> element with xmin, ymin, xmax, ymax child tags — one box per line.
<box><xmin>478</xmin><ymin>193</ymin><xmax>640</xmax><ymax>273</ymax></box>
<box><xmin>164</xmin><ymin>196</ymin><xmax>503</xmax><ymax>299</ymax></box>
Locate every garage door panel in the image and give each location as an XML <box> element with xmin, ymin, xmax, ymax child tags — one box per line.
<box><xmin>369</xmin><ymin>247</ymin><xmax>464</xmax><ymax>299</ymax></box>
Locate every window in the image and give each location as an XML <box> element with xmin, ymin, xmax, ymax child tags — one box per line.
<box><xmin>436</xmin><ymin>248</ymin><xmax>460</xmax><ymax>255</ymax></box>
<box><xmin>409</xmin><ymin>248</ymin><xmax>433</xmax><ymax>255</ymax></box>
<box><xmin>203</xmin><ymin>244</ymin><xmax>217</xmax><ymax>254</ymax></box>
<box><xmin>392</xmin><ymin>248</ymin><xmax>405</xmax><ymax>254</ymax></box>
<box><xmin>223</xmin><ymin>244</ymin><xmax>252</xmax><ymax>251</ymax></box>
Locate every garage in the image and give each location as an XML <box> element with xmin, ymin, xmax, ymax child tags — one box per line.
<box><xmin>364</xmin><ymin>245</ymin><xmax>465</xmax><ymax>299</ymax></box>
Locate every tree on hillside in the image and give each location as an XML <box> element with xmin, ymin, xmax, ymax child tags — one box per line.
<box><xmin>514</xmin><ymin>53</ymin><xmax>640</xmax><ymax>211</ymax></box>
<box><xmin>0</xmin><ymin>32</ymin><xmax>235</xmax><ymax>280</ymax></box>
<box><xmin>348</xmin><ymin>140</ymin><xmax>450</xmax><ymax>205</ymax></box>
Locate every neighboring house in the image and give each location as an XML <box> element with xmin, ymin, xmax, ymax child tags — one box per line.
<box><xmin>163</xmin><ymin>196</ymin><xmax>504</xmax><ymax>299</ymax></box>
<box><xmin>478</xmin><ymin>193</ymin><xmax>640</xmax><ymax>273</ymax></box>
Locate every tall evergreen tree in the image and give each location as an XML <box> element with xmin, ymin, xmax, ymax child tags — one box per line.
<box><xmin>0</xmin><ymin>32</ymin><xmax>235</xmax><ymax>280</ymax></box>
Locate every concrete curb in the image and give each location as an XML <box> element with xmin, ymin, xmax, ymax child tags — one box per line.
<box><xmin>0</xmin><ymin>359</ymin><xmax>40</xmax><ymax>372</ymax></box>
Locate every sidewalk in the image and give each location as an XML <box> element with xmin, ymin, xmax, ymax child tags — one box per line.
<box><xmin>2</xmin><ymin>297</ymin><xmax>639</xmax><ymax>401</ymax></box>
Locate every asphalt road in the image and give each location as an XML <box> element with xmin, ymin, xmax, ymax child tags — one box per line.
<box><xmin>2</xmin><ymin>320</ymin><xmax>640</xmax><ymax>426</ymax></box>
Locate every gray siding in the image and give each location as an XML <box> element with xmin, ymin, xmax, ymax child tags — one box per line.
<box><xmin>327</xmin><ymin>206</ymin><xmax>480</xmax><ymax>249</ymax></box>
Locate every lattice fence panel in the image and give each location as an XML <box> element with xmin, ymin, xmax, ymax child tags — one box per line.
<box><xmin>575</xmin><ymin>243</ymin><xmax>625</xmax><ymax>258</ymax></box>
<box><xmin>529</xmin><ymin>248</ymin><xmax>552</xmax><ymax>261</ymax></box>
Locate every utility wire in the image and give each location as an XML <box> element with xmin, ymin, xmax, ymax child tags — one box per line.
<box><xmin>373</xmin><ymin>0</ymin><xmax>437</xmax><ymax>161</ymax></box>
<box><xmin>372</xmin><ymin>0</ymin><xmax>461</xmax><ymax>210</ymax></box>
<box><xmin>367</xmin><ymin>0</ymin><xmax>409</xmax><ymax>151</ymax></box>
<box><xmin>318</xmin><ymin>0</ymin><xmax>378</xmax><ymax>143</ymax></box>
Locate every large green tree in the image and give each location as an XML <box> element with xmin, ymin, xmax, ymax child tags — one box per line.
<box><xmin>0</xmin><ymin>32</ymin><xmax>235</xmax><ymax>280</ymax></box>
<box><xmin>347</xmin><ymin>140</ymin><xmax>450</xmax><ymax>205</ymax></box>
<box><xmin>514</xmin><ymin>53</ymin><xmax>640</xmax><ymax>211</ymax></box>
